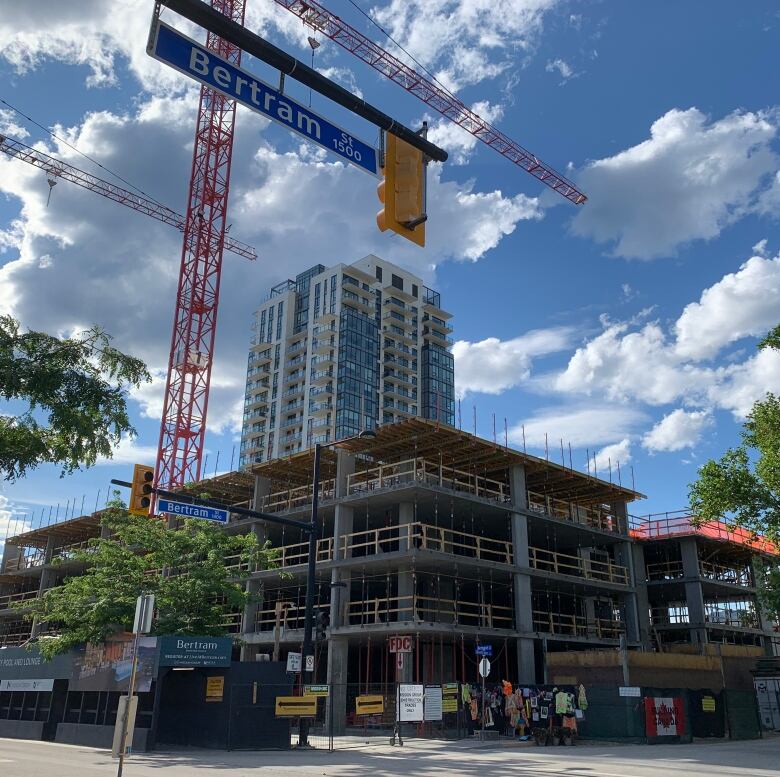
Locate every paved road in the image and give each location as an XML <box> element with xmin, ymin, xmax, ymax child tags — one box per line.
<box><xmin>1</xmin><ymin>736</ymin><xmax>778</xmax><ymax>777</ymax></box>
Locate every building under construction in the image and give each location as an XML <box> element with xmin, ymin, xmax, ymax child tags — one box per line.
<box><xmin>1</xmin><ymin>418</ymin><xmax>777</xmax><ymax>731</ymax></box>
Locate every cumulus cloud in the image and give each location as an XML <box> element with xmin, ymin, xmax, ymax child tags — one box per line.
<box><xmin>426</xmin><ymin>101</ymin><xmax>504</xmax><ymax>165</ymax></box>
<box><xmin>0</xmin><ymin>495</ymin><xmax>31</xmax><ymax>559</ymax></box>
<box><xmin>572</xmin><ymin>108</ymin><xmax>779</xmax><ymax>259</ymax></box>
<box><xmin>642</xmin><ymin>409</ymin><xmax>712</xmax><ymax>452</ymax></box>
<box><xmin>593</xmin><ymin>439</ymin><xmax>631</xmax><ymax>474</ymax></box>
<box><xmin>0</xmin><ymin>0</ymin><xmax>308</xmax><ymax>92</ymax></box>
<box><xmin>509</xmin><ymin>404</ymin><xmax>648</xmax><ymax>450</ymax></box>
<box><xmin>0</xmin><ymin>94</ymin><xmax>540</xmax><ymax>435</ymax></box>
<box><xmin>371</xmin><ymin>0</ymin><xmax>560</xmax><ymax>91</ymax></box>
<box><xmin>555</xmin><ymin>246</ymin><xmax>780</xmax><ymax>420</ymax></box>
<box><xmin>675</xmin><ymin>254</ymin><xmax>780</xmax><ymax>359</ymax></box>
<box><xmin>453</xmin><ymin>327</ymin><xmax>572</xmax><ymax>397</ymax></box>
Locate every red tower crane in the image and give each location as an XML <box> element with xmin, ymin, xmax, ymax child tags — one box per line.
<box><xmin>274</xmin><ymin>0</ymin><xmax>587</xmax><ymax>205</ymax></box>
<box><xmin>155</xmin><ymin>0</ymin><xmax>246</xmax><ymax>490</ymax></box>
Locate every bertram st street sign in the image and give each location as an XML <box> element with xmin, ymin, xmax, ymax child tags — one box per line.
<box><xmin>148</xmin><ymin>20</ymin><xmax>379</xmax><ymax>176</ymax></box>
<box><xmin>156</xmin><ymin>497</ymin><xmax>229</xmax><ymax>523</ymax></box>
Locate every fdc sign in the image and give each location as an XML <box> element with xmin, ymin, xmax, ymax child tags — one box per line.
<box><xmin>149</xmin><ymin>21</ymin><xmax>378</xmax><ymax>176</ymax></box>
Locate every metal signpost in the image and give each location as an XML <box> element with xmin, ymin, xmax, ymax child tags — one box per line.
<box><xmin>478</xmin><ymin>657</ymin><xmax>491</xmax><ymax>737</ymax></box>
<box><xmin>148</xmin><ymin>21</ymin><xmax>379</xmax><ymax>176</ymax></box>
<box><xmin>115</xmin><ymin>594</ymin><xmax>154</xmax><ymax>777</ymax></box>
<box><xmin>156</xmin><ymin>497</ymin><xmax>229</xmax><ymax>523</ymax></box>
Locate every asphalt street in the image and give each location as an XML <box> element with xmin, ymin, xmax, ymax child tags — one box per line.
<box><xmin>1</xmin><ymin>736</ymin><xmax>778</xmax><ymax>777</ymax></box>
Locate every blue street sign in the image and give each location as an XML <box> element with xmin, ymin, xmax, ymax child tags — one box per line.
<box><xmin>148</xmin><ymin>21</ymin><xmax>379</xmax><ymax>176</ymax></box>
<box><xmin>475</xmin><ymin>644</ymin><xmax>493</xmax><ymax>657</ymax></box>
<box><xmin>156</xmin><ymin>498</ymin><xmax>229</xmax><ymax>524</ymax></box>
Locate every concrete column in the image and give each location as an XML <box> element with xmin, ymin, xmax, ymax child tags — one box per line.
<box><xmin>680</xmin><ymin>537</ymin><xmax>708</xmax><ymax>644</ymax></box>
<box><xmin>326</xmin><ymin>636</ymin><xmax>349</xmax><ymax>735</ymax></box>
<box><xmin>331</xmin><ymin>451</ymin><xmax>356</xmax><ymax>630</ymax></box>
<box><xmin>614</xmin><ymin>536</ymin><xmax>643</xmax><ymax>646</ymax></box>
<box><xmin>252</xmin><ymin>475</ymin><xmax>272</xmax><ymax>512</ymax></box>
<box><xmin>31</xmin><ymin>535</ymin><xmax>59</xmax><ymax>638</ymax></box>
<box><xmin>630</xmin><ymin>543</ymin><xmax>652</xmax><ymax>648</ymax></box>
<box><xmin>509</xmin><ymin>464</ymin><xmax>535</xmax><ymax>682</ymax></box>
<box><xmin>398</xmin><ymin>502</ymin><xmax>415</xmax><ymax>622</ymax></box>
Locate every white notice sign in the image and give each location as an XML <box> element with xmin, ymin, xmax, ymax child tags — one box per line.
<box><xmin>619</xmin><ymin>686</ymin><xmax>641</xmax><ymax>697</ymax></box>
<box><xmin>286</xmin><ymin>652</ymin><xmax>302</xmax><ymax>673</ymax></box>
<box><xmin>398</xmin><ymin>683</ymin><xmax>424</xmax><ymax>722</ymax></box>
<box><xmin>0</xmin><ymin>678</ymin><xmax>54</xmax><ymax>692</ymax></box>
<box><xmin>424</xmin><ymin>685</ymin><xmax>443</xmax><ymax>721</ymax></box>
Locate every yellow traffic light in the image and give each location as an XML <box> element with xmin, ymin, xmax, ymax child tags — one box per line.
<box><xmin>376</xmin><ymin>132</ymin><xmax>426</xmax><ymax>247</ymax></box>
<box><xmin>129</xmin><ymin>464</ymin><xmax>154</xmax><ymax>516</ymax></box>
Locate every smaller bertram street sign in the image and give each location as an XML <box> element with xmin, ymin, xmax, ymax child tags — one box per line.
<box><xmin>156</xmin><ymin>498</ymin><xmax>229</xmax><ymax>523</ymax></box>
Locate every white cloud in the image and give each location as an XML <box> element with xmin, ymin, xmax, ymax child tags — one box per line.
<box><xmin>555</xmin><ymin>245</ymin><xmax>780</xmax><ymax>420</ymax></box>
<box><xmin>572</xmin><ymin>108</ymin><xmax>779</xmax><ymax>259</ymax></box>
<box><xmin>642</xmin><ymin>409</ymin><xmax>712</xmax><ymax>452</ymax></box>
<box><xmin>0</xmin><ymin>94</ymin><xmax>540</xmax><ymax>437</ymax></box>
<box><xmin>593</xmin><ymin>439</ymin><xmax>631</xmax><ymax>474</ymax></box>
<box><xmin>95</xmin><ymin>435</ymin><xmax>160</xmax><ymax>466</ymax></box>
<box><xmin>453</xmin><ymin>327</ymin><xmax>572</xmax><ymax>397</ymax></box>
<box><xmin>675</xmin><ymin>254</ymin><xmax>780</xmax><ymax>359</ymax></box>
<box><xmin>509</xmin><ymin>404</ymin><xmax>648</xmax><ymax>450</ymax></box>
<box><xmin>545</xmin><ymin>58</ymin><xmax>576</xmax><ymax>83</ymax></box>
<box><xmin>315</xmin><ymin>67</ymin><xmax>363</xmax><ymax>99</ymax></box>
<box><xmin>0</xmin><ymin>109</ymin><xmax>29</xmax><ymax>139</ymax></box>
<box><xmin>0</xmin><ymin>495</ymin><xmax>31</xmax><ymax>559</ymax></box>
<box><xmin>426</xmin><ymin>101</ymin><xmax>504</xmax><ymax>165</ymax></box>
<box><xmin>370</xmin><ymin>0</ymin><xmax>560</xmax><ymax>91</ymax></box>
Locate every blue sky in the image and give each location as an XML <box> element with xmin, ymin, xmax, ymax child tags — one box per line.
<box><xmin>1</xmin><ymin>0</ymin><xmax>779</xmax><ymax>540</ymax></box>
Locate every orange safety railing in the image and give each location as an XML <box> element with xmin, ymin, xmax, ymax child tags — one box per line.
<box><xmin>630</xmin><ymin>510</ymin><xmax>777</xmax><ymax>554</ymax></box>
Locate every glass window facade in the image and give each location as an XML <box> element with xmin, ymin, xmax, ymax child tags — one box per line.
<box><xmin>422</xmin><ymin>342</ymin><xmax>455</xmax><ymax>424</ymax></box>
<box><xmin>335</xmin><ymin>306</ymin><xmax>379</xmax><ymax>439</ymax></box>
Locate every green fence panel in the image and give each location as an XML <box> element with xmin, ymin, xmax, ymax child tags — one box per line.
<box><xmin>725</xmin><ymin>689</ymin><xmax>761</xmax><ymax>740</ymax></box>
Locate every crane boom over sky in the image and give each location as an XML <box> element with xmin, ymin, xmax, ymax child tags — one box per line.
<box><xmin>274</xmin><ymin>0</ymin><xmax>587</xmax><ymax>205</ymax></box>
<box><xmin>0</xmin><ymin>133</ymin><xmax>257</xmax><ymax>261</ymax></box>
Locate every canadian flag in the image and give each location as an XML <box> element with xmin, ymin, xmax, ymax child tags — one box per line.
<box><xmin>645</xmin><ymin>696</ymin><xmax>686</xmax><ymax>737</ymax></box>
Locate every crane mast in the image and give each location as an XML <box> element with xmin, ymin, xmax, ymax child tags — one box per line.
<box><xmin>155</xmin><ymin>0</ymin><xmax>246</xmax><ymax>490</ymax></box>
<box><xmin>274</xmin><ymin>0</ymin><xmax>586</xmax><ymax>205</ymax></box>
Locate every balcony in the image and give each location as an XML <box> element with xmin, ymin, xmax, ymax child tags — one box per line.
<box><xmin>309</xmin><ymin>384</ymin><xmax>333</xmax><ymax>398</ymax></box>
<box><xmin>528</xmin><ymin>546</ymin><xmax>629</xmax><ymax>585</ymax></box>
<box><xmin>284</xmin><ymin>354</ymin><xmax>307</xmax><ymax>371</ymax></box>
<box><xmin>384</xmin><ymin>369</ymin><xmax>417</xmax><ymax>386</ymax></box>
<box><xmin>422</xmin><ymin>327</ymin><xmax>453</xmax><ymax>346</ymax></box>
<box><xmin>382</xmin><ymin>310</ymin><xmax>416</xmax><ymax>329</ymax></box>
<box><xmin>347</xmin><ymin>456</ymin><xmax>509</xmax><ymax>503</ymax></box>
<box><xmin>533</xmin><ymin>611</ymin><xmax>625</xmax><ymax>640</ymax></box>
<box><xmin>281</xmin><ymin>384</ymin><xmax>305</xmax><ymax>399</ymax></box>
<box><xmin>422</xmin><ymin>313</ymin><xmax>453</xmax><ymax>333</ymax></box>
<box><xmin>258</xmin><ymin>478</ymin><xmax>336</xmax><ymax>514</ymax></box>
<box><xmin>310</xmin><ymin>369</ymin><xmax>334</xmax><ymax>385</ymax></box>
<box><xmin>279</xmin><ymin>416</ymin><xmax>303</xmax><ymax>430</ymax></box>
<box><xmin>384</xmin><ymin>339</ymin><xmax>416</xmax><ymax>357</ymax></box>
<box><xmin>313</xmin><ymin>337</ymin><xmax>335</xmax><ymax>354</ymax></box>
<box><xmin>309</xmin><ymin>400</ymin><xmax>334</xmax><ymax>416</ymax></box>
<box><xmin>527</xmin><ymin>490</ymin><xmax>624</xmax><ymax>534</ymax></box>
<box><xmin>384</xmin><ymin>384</ymin><xmax>417</xmax><ymax>402</ymax></box>
<box><xmin>384</xmin><ymin>324</ymin><xmax>418</xmax><ymax>344</ymax></box>
<box><xmin>342</xmin><ymin>288</ymin><xmax>374</xmax><ymax>313</ymax></box>
<box><xmin>311</xmin><ymin>353</ymin><xmax>335</xmax><ymax>368</ymax></box>
<box><xmin>283</xmin><ymin>399</ymin><xmax>305</xmax><ymax>413</ymax></box>
<box><xmin>282</xmin><ymin>431</ymin><xmax>303</xmax><ymax>445</ymax></box>
<box><xmin>252</xmin><ymin>350</ymin><xmax>272</xmax><ymax>365</ymax></box>
<box><xmin>287</xmin><ymin>339</ymin><xmax>307</xmax><ymax>355</ymax></box>
<box><xmin>313</xmin><ymin>322</ymin><xmax>336</xmax><ymax>337</ymax></box>
<box><xmin>284</xmin><ymin>368</ymin><xmax>306</xmax><ymax>384</ymax></box>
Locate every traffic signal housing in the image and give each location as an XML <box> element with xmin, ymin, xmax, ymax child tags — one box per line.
<box><xmin>376</xmin><ymin>132</ymin><xmax>426</xmax><ymax>247</ymax></box>
<box><xmin>129</xmin><ymin>464</ymin><xmax>154</xmax><ymax>516</ymax></box>
<box><xmin>314</xmin><ymin>609</ymin><xmax>330</xmax><ymax>641</ymax></box>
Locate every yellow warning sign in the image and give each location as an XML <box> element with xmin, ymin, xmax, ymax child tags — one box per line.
<box><xmin>355</xmin><ymin>694</ymin><xmax>384</xmax><ymax>715</ymax></box>
<box><xmin>702</xmin><ymin>696</ymin><xmax>716</xmax><ymax>712</ymax></box>
<box><xmin>205</xmin><ymin>676</ymin><xmax>224</xmax><ymax>702</ymax></box>
<box><xmin>304</xmin><ymin>685</ymin><xmax>330</xmax><ymax>697</ymax></box>
<box><xmin>275</xmin><ymin>696</ymin><xmax>318</xmax><ymax>717</ymax></box>
<box><xmin>442</xmin><ymin>683</ymin><xmax>458</xmax><ymax>713</ymax></box>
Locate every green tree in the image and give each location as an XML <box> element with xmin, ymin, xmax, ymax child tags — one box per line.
<box><xmin>689</xmin><ymin>323</ymin><xmax>780</xmax><ymax>617</ymax></box>
<box><xmin>0</xmin><ymin>315</ymin><xmax>150</xmax><ymax>480</ymax></box>
<box><xmin>18</xmin><ymin>501</ymin><xmax>275</xmax><ymax>659</ymax></box>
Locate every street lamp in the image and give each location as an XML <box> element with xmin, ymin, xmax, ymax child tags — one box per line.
<box><xmin>298</xmin><ymin>428</ymin><xmax>376</xmax><ymax>747</ymax></box>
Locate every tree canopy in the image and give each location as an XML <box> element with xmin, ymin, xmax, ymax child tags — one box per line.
<box><xmin>0</xmin><ymin>315</ymin><xmax>150</xmax><ymax>480</ymax></box>
<box><xmin>689</xmin><ymin>323</ymin><xmax>780</xmax><ymax>617</ymax></box>
<box><xmin>19</xmin><ymin>502</ymin><xmax>275</xmax><ymax>659</ymax></box>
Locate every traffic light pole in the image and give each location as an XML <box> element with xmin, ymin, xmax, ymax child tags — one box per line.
<box><xmin>298</xmin><ymin>442</ymin><xmax>321</xmax><ymax>748</ymax></box>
